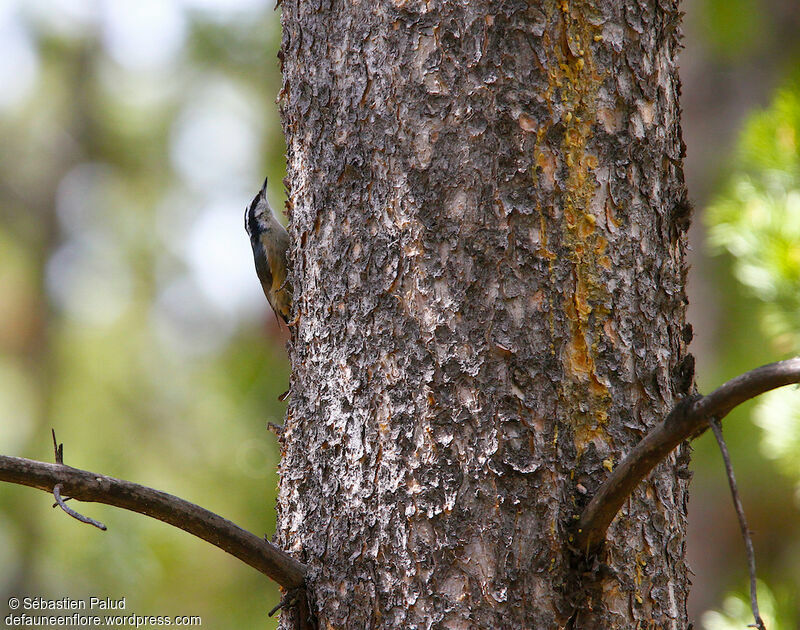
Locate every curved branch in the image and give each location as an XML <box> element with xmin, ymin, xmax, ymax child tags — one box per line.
<box><xmin>53</xmin><ymin>483</ymin><xmax>107</xmax><ymax>530</ymax></box>
<box><xmin>0</xmin><ymin>455</ymin><xmax>307</xmax><ymax>588</ymax></box>
<box><xmin>575</xmin><ymin>358</ymin><xmax>800</xmax><ymax>553</ymax></box>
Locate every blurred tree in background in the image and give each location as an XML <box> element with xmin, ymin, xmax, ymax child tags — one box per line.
<box><xmin>0</xmin><ymin>0</ymin><xmax>797</xmax><ymax>627</ymax></box>
<box><xmin>700</xmin><ymin>70</ymin><xmax>800</xmax><ymax>629</ymax></box>
<box><xmin>681</xmin><ymin>0</ymin><xmax>800</xmax><ymax>624</ymax></box>
<box><xmin>0</xmin><ymin>1</ymin><xmax>290</xmax><ymax>627</ymax></box>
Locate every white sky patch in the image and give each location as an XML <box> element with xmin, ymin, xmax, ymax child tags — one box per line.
<box><xmin>99</xmin><ymin>0</ymin><xmax>186</xmax><ymax>70</ymax></box>
<box><xmin>169</xmin><ymin>80</ymin><xmax>263</xmax><ymax>193</ymax></box>
<box><xmin>97</xmin><ymin>58</ymin><xmax>182</xmax><ymax>115</ymax></box>
<box><xmin>179</xmin><ymin>0</ymin><xmax>268</xmax><ymax>17</ymax></box>
<box><xmin>22</xmin><ymin>0</ymin><xmax>269</xmax><ymax>36</ymax></box>
<box><xmin>20</xmin><ymin>0</ymin><xmax>98</xmax><ymax>39</ymax></box>
<box><xmin>0</xmin><ymin>8</ymin><xmax>39</xmax><ymax>110</ymax></box>
<box><xmin>184</xmin><ymin>197</ymin><xmax>266</xmax><ymax>318</ymax></box>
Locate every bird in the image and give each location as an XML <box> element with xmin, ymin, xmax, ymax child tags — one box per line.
<box><xmin>244</xmin><ymin>177</ymin><xmax>292</xmax><ymax>324</ymax></box>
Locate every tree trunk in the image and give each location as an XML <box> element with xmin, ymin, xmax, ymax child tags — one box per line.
<box><xmin>277</xmin><ymin>1</ymin><xmax>692</xmax><ymax>628</ymax></box>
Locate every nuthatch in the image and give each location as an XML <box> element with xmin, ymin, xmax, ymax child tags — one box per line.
<box><xmin>245</xmin><ymin>177</ymin><xmax>292</xmax><ymax>324</ymax></box>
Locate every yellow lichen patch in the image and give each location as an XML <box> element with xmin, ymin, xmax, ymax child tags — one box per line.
<box><xmin>536</xmin><ymin>1</ymin><xmax>612</xmax><ymax>455</ymax></box>
<box><xmin>594</xmin><ymin>235</ymin><xmax>611</xmax><ymax>268</ymax></box>
<box><xmin>536</xmin><ymin>204</ymin><xmax>557</xmax><ymax>260</ymax></box>
<box><xmin>565</xmin><ymin>335</ymin><xmax>591</xmax><ymax>376</ymax></box>
<box><xmin>589</xmin><ymin>375</ymin><xmax>608</xmax><ymax>398</ymax></box>
<box><xmin>573</xmin><ymin>274</ymin><xmax>592</xmax><ymax>317</ymax></box>
<box><xmin>572</xmin><ymin>421</ymin><xmax>608</xmax><ymax>452</ymax></box>
<box><xmin>577</xmin><ymin>214</ymin><xmax>596</xmax><ymax>239</ymax></box>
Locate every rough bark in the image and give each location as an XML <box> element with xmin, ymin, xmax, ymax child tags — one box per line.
<box><xmin>277</xmin><ymin>0</ymin><xmax>691</xmax><ymax>628</ymax></box>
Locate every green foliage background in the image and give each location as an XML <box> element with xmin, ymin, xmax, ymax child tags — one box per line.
<box><xmin>0</xmin><ymin>2</ymin><xmax>289</xmax><ymax>627</ymax></box>
<box><xmin>700</xmin><ymin>71</ymin><xmax>800</xmax><ymax>629</ymax></box>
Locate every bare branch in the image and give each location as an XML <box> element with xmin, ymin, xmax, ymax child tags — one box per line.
<box><xmin>708</xmin><ymin>419</ymin><xmax>765</xmax><ymax>630</ymax></box>
<box><xmin>575</xmin><ymin>358</ymin><xmax>800</xmax><ymax>553</ymax></box>
<box><xmin>53</xmin><ymin>483</ymin><xmax>107</xmax><ymax>530</ymax></box>
<box><xmin>693</xmin><ymin>359</ymin><xmax>800</xmax><ymax>423</ymax></box>
<box><xmin>0</xmin><ymin>454</ymin><xmax>307</xmax><ymax>588</ymax></box>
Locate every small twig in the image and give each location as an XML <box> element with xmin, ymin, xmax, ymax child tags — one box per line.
<box><xmin>51</xmin><ymin>429</ymin><xmax>63</xmax><ymax>464</ymax></box>
<box><xmin>267</xmin><ymin>421</ymin><xmax>285</xmax><ymax>436</ymax></box>
<box><xmin>708</xmin><ymin>418</ymin><xmax>765</xmax><ymax>630</ymax></box>
<box><xmin>53</xmin><ymin>483</ymin><xmax>107</xmax><ymax>530</ymax></box>
<box><xmin>268</xmin><ymin>587</ymin><xmax>303</xmax><ymax>617</ymax></box>
<box><xmin>576</xmin><ymin>358</ymin><xmax>800</xmax><ymax>552</ymax></box>
<box><xmin>51</xmin><ymin>429</ymin><xmax>68</xmax><ymax>508</ymax></box>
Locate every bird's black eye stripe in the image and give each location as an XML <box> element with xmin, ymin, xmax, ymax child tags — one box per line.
<box><xmin>245</xmin><ymin>195</ymin><xmax>259</xmax><ymax>234</ymax></box>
